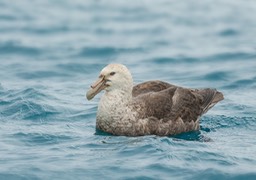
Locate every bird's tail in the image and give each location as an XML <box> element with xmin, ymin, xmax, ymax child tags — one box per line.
<box><xmin>196</xmin><ymin>88</ymin><xmax>224</xmax><ymax>114</ymax></box>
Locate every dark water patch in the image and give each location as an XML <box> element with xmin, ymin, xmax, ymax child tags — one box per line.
<box><xmin>172</xmin><ymin>131</ymin><xmax>212</xmax><ymax>142</ymax></box>
<box><xmin>190</xmin><ymin>169</ymin><xmax>229</xmax><ymax>180</ymax></box>
<box><xmin>177</xmin><ymin>56</ymin><xmax>199</xmax><ymax>63</ymax></box>
<box><xmin>222</xmin><ymin>78</ymin><xmax>255</xmax><ymax>89</ymax></box>
<box><xmin>218</xmin><ymin>29</ymin><xmax>239</xmax><ymax>37</ymax></box>
<box><xmin>94</xmin><ymin>129</ymin><xmax>112</xmax><ymax>136</ymax></box>
<box><xmin>0</xmin><ymin>99</ymin><xmax>10</xmax><ymax>106</ymax></box>
<box><xmin>0</xmin><ymin>173</ymin><xmax>40</xmax><ymax>180</ymax></box>
<box><xmin>0</xmin><ymin>14</ymin><xmax>17</xmax><ymax>21</ymax></box>
<box><xmin>190</xmin><ymin>169</ymin><xmax>256</xmax><ymax>180</ymax></box>
<box><xmin>152</xmin><ymin>57</ymin><xmax>176</xmax><ymax>64</ymax></box>
<box><xmin>172</xmin><ymin>131</ymin><xmax>200</xmax><ymax>141</ymax></box>
<box><xmin>204</xmin><ymin>52</ymin><xmax>256</xmax><ymax>61</ymax></box>
<box><xmin>124</xmin><ymin>176</ymin><xmax>156</xmax><ymax>180</ymax></box>
<box><xmin>230</xmin><ymin>173</ymin><xmax>256</xmax><ymax>180</ymax></box>
<box><xmin>200</xmin><ymin>126</ymin><xmax>211</xmax><ymax>133</ymax></box>
<box><xmin>204</xmin><ymin>71</ymin><xmax>230</xmax><ymax>81</ymax></box>
<box><xmin>22</xmin><ymin>26</ymin><xmax>70</xmax><ymax>34</ymax></box>
<box><xmin>94</xmin><ymin>28</ymin><xmax>114</xmax><ymax>35</ymax></box>
<box><xmin>151</xmin><ymin>40</ymin><xmax>170</xmax><ymax>46</ymax></box>
<box><xmin>222</xmin><ymin>83</ymin><xmax>239</xmax><ymax>90</ymax></box>
<box><xmin>151</xmin><ymin>56</ymin><xmax>198</xmax><ymax>64</ymax></box>
<box><xmin>0</xmin><ymin>41</ymin><xmax>41</xmax><ymax>56</ymax></box>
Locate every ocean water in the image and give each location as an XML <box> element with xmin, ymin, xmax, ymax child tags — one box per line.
<box><xmin>0</xmin><ymin>0</ymin><xmax>256</xmax><ymax>179</ymax></box>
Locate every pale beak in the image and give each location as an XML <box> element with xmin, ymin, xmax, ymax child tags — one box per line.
<box><xmin>86</xmin><ymin>76</ymin><xmax>106</xmax><ymax>100</ymax></box>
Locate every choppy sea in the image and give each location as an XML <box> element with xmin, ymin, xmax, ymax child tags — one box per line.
<box><xmin>0</xmin><ymin>0</ymin><xmax>256</xmax><ymax>179</ymax></box>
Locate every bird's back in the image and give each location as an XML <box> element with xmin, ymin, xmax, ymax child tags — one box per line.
<box><xmin>132</xmin><ymin>81</ymin><xmax>224</xmax><ymax>135</ymax></box>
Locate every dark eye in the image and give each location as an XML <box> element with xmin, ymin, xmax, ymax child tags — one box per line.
<box><xmin>110</xmin><ymin>72</ymin><xmax>116</xmax><ymax>76</ymax></box>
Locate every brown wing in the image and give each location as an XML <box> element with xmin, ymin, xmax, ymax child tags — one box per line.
<box><xmin>168</xmin><ymin>87</ymin><xmax>204</xmax><ymax>123</ymax></box>
<box><xmin>132</xmin><ymin>84</ymin><xmax>224</xmax><ymax>136</ymax></box>
<box><xmin>135</xmin><ymin>86</ymin><xmax>223</xmax><ymax>123</ymax></box>
<box><xmin>134</xmin><ymin>86</ymin><xmax>177</xmax><ymax>119</ymax></box>
<box><xmin>132</xmin><ymin>80</ymin><xmax>176</xmax><ymax>97</ymax></box>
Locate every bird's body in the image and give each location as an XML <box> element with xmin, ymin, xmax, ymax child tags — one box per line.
<box><xmin>86</xmin><ymin>64</ymin><xmax>224</xmax><ymax>136</ymax></box>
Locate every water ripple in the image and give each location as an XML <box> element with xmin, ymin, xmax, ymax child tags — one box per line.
<box><xmin>12</xmin><ymin>132</ymin><xmax>73</xmax><ymax>146</ymax></box>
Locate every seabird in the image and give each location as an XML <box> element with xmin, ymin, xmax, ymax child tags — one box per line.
<box><xmin>86</xmin><ymin>64</ymin><xmax>224</xmax><ymax>136</ymax></box>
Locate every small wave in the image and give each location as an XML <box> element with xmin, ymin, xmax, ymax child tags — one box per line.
<box><xmin>3</xmin><ymin>87</ymin><xmax>47</xmax><ymax>100</ymax></box>
<box><xmin>1</xmin><ymin>87</ymin><xmax>59</xmax><ymax>121</ymax></box>
<box><xmin>12</xmin><ymin>132</ymin><xmax>73</xmax><ymax>146</ymax></box>
<box><xmin>2</xmin><ymin>99</ymin><xmax>59</xmax><ymax>121</ymax></box>
<box><xmin>68</xmin><ymin>109</ymin><xmax>96</xmax><ymax>121</ymax></box>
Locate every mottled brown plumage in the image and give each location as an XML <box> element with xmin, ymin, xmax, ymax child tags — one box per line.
<box><xmin>86</xmin><ymin>64</ymin><xmax>224</xmax><ymax>136</ymax></box>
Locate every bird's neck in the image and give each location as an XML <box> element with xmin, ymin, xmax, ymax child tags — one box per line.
<box><xmin>103</xmin><ymin>88</ymin><xmax>132</xmax><ymax>105</ymax></box>
<box><xmin>98</xmin><ymin>89</ymin><xmax>132</xmax><ymax>115</ymax></box>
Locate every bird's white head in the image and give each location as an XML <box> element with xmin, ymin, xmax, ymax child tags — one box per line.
<box><xmin>86</xmin><ymin>64</ymin><xmax>133</xmax><ymax>100</ymax></box>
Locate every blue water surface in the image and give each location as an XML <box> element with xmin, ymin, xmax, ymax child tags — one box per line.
<box><xmin>0</xmin><ymin>0</ymin><xmax>256</xmax><ymax>179</ymax></box>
